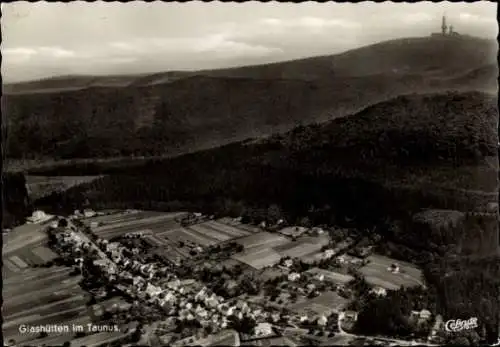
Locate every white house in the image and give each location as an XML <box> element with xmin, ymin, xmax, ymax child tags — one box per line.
<box><xmin>317</xmin><ymin>315</ymin><xmax>328</xmax><ymax>326</ymax></box>
<box><xmin>316</xmin><ymin>273</ymin><xmax>325</xmax><ymax>282</ymax></box>
<box><xmin>284</xmin><ymin>259</ymin><xmax>294</xmax><ymax>268</ymax></box>
<box><xmin>83</xmin><ymin>209</ymin><xmax>96</xmax><ymax>218</ymax></box>
<box><xmin>288</xmin><ymin>273</ymin><xmax>301</xmax><ymax>282</ymax></box>
<box><xmin>27</xmin><ymin>210</ymin><xmax>52</xmax><ymax>224</ymax></box>
<box><xmin>371</xmin><ymin>287</ymin><xmax>387</xmax><ymax>297</ymax></box>
<box><xmin>388</xmin><ymin>263</ymin><xmax>400</xmax><ymax>273</ymax></box>
<box><xmin>254</xmin><ymin>322</ymin><xmax>273</xmax><ymax>336</ymax></box>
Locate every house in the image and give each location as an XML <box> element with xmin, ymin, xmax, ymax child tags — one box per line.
<box><xmin>93</xmin><ymin>259</ymin><xmax>108</xmax><ymax>268</ymax></box>
<box><xmin>307</xmin><ymin>283</ymin><xmax>316</xmax><ymax>292</ymax></box>
<box><xmin>27</xmin><ymin>210</ymin><xmax>53</xmax><ymax>224</ymax></box>
<box><xmin>254</xmin><ymin>322</ymin><xmax>273</xmax><ymax>337</ymax></box>
<box><xmin>411</xmin><ymin>309</ymin><xmax>432</xmax><ymax>325</ymax></box>
<box><xmin>83</xmin><ymin>209</ymin><xmax>96</xmax><ymax>218</ymax></box>
<box><xmin>343</xmin><ymin>311</ymin><xmax>358</xmax><ymax>321</ymax></box>
<box><xmin>317</xmin><ymin>315</ymin><xmax>328</xmax><ymax>327</ymax></box>
<box><xmin>107</xmin><ymin>242</ymin><xmax>121</xmax><ymax>251</ymax></box>
<box><xmin>337</xmin><ymin>255</ymin><xmax>348</xmax><ymax>264</ymax></box>
<box><xmin>284</xmin><ymin>259</ymin><xmax>294</xmax><ymax>268</ymax></box>
<box><xmin>288</xmin><ymin>273</ymin><xmax>301</xmax><ymax>281</ymax></box>
<box><xmin>387</xmin><ymin>263</ymin><xmax>400</xmax><ymax>273</ymax></box>
<box><xmin>370</xmin><ymin>287</ymin><xmax>387</xmax><ymax>297</ymax></box>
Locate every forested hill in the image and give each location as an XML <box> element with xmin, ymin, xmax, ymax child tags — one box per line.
<box><xmin>4</xmin><ymin>36</ymin><xmax>497</xmax><ymax>164</ymax></box>
<box><xmin>34</xmin><ymin>90</ymin><xmax>499</xmax><ymax>254</ymax></box>
<box><xmin>2</xmin><ymin>172</ymin><xmax>32</xmax><ymax>228</ymax></box>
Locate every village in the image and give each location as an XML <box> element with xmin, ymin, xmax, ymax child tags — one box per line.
<box><xmin>3</xmin><ymin>208</ymin><xmax>448</xmax><ymax>346</ymax></box>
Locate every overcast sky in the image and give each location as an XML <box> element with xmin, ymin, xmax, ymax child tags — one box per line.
<box><xmin>2</xmin><ymin>1</ymin><xmax>497</xmax><ymax>82</ymax></box>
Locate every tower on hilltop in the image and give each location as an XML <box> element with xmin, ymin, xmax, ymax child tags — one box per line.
<box><xmin>441</xmin><ymin>15</ymin><xmax>447</xmax><ymax>35</ymax></box>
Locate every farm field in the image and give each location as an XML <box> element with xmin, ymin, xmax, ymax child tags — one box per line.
<box><xmin>2</xmin><ymin>245</ymin><xmax>59</xmax><ymax>278</ymax></box>
<box><xmin>86</xmin><ymin>211</ymin><xmax>187</xmax><ymax>240</ymax></box>
<box><xmin>300</xmin><ymin>250</ymin><xmax>325</xmax><ymax>264</ymax></box>
<box><xmin>70</xmin><ymin>331</ymin><xmax>128</xmax><ymax>347</ymax></box>
<box><xmin>290</xmin><ymin>291</ymin><xmax>348</xmax><ymax>316</ymax></box>
<box><xmin>3</xmin><ymin>266</ymin><xmax>91</xmax><ymax>344</ymax></box>
<box><xmin>274</xmin><ymin>241</ymin><xmax>322</xmax><ymax>258</ymax></box>
<box><xmin>305</xmin><ymin>268</ymin><xmax>354</xmax><ymax>285</ymax></box>
<box><xmin>359</xmin><ymin>254</ymin><xmax>424</xmax><ymax>290</ymax></box>
<box><xmin>234</xmin><ymin>231</ymin><xmax>290</xmax><ymax>250</ymax></box>
<box><xmin>204</xmin><ymin>220</ymin><xmax>251</xmax><ymax>238</ymax></box>
<box><xmin>216</xmin><ymin>218</ymin><xmax>260</xmax><ymax>233</ymax></box>
<box><xmin>161</xmin><ymin>227</ymin><xmax>217</xmax><ymax>247</ymax></box>
<box><xmin>278</xmin><ymin>226</ymin><xmax>308</xmax><ymax>237</ymax></box>
<box><xmin>232</xmin><ymin>247</ymin><xmax>282</xmax><ymax>270</ymax></box>
<box><xmin>3</xmin><ymin>223</ymin><xmax>49</xmax><ymax>254</ymax></box>
<box><xmin>81</xmin><ymin>209</ymin><xmax>143</xmax><ymax>224</ymax></box>
<box><xmin>159</xmin><ymin>220</ymin><xmax>254</xmax><ymax>248</ymax></box>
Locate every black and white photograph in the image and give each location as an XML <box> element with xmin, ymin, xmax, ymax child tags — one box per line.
<box><xmin>2</xmin><ymin>1</ymin><xmax>499</xmax><ymax>346</ymax></box>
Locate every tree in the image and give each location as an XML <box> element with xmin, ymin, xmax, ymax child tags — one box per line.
<box><xmin>58</xmin><ymin>218</ymin><xmax>68</xmax><ymax>228</ymax></box>
<box><xmin>267</xmin><ymin>204</ymin><xmax>283</xmax><ymax>224</ymax></box>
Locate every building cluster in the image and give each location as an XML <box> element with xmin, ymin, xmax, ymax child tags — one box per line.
<box><xmin>26</xmin><ymin>210</ymin><xmax>54</xmax><ymax>224</ymax></box>
<box><xmin>45</xmin><ymin>210</ymin><xmax>446</xmax><ymax>345</ymax></box>
<box><xmin>52</xmin><ymin>219</ymin><xmax>293</xmax><ymax>337</ymax></box>
<box><xmin>431</xmin><ymin>15</ymin><xmax>460</xmax><ymax>37</ymax></box>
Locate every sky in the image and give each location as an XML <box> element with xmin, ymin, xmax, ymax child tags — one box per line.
<box><xmin>2</xmin><ymin>1</ymin><xmax>498</xmax><ymax>83</ymax></box>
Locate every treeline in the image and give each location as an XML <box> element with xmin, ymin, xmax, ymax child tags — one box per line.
<box><xmin>2</xmin><ymin>172</ymin><xmax>32</xmax><ymax>228</ymax></box>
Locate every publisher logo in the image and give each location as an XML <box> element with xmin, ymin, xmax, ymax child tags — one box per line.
<box><xmin>444</xmin><ymin>317</ymin><xmax>478</xmax><ymax>332</ymax></box>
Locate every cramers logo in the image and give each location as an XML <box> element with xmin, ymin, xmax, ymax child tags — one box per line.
<box><xmin>444</xmin><ymin>317</ymin><xmax>478</xmax><ymax>332</ymax></box>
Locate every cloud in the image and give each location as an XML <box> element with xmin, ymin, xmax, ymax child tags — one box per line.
<box><xmin>193</xmin><ymin>33</ymin><xmax>283</xmax><ymax>57</ymax></box>
<box><xmin>459</xmin><ymin>12</ymin><xmax>494</xmax><ymax>24</ymax></box>
<box><xmin>3</xmin><ymin>45</ymin><xmax>75</xmax><ymax>63</ymax></box>
<box><xmin>401</xmin><ymin>12</ymin><xmax>434</xmax><ymax>24</ymax></box>
<box><xmin>105</xmin><ymin>34</ymin><xmax>282</xmax><ymax>60</ymax></box>
<box><xmin>259</xmin><ymin>16</ymin><xmax>360</xmax><ymax>32</ymax></box>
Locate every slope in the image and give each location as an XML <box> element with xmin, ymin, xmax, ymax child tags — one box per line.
<box><xmin>33</xmin><ymin>90</ymin><xmax>498</xmax><ymax>251</ymax></box>
<box><xmin>3</xmin><ymin>36</ymin><xmax>498</xmax><ymax>164</ymax></box>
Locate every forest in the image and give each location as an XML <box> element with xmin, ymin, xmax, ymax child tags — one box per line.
<box><xmin>16</xmin><ymin>90</ymin><xmax>499</xmax><ymax>342</ymax></box>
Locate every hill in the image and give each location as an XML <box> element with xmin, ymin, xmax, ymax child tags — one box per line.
<box><xmin>33</xmin><ymin>90</ymin><xmax>498</xmax><ymax>253</ymax></box>
<box><xmin>3</xmin><ymin>36</ymin><xmax>497</xmax><ymax>165</ymax></box>
<box><xmin>2</xmin><ymin>173</ymin><xmax>32</xmax><ymax>229</ymax></box>
<box><xmin>30</xmin><ymin>89</ymin><xmax>500</xmax><ymax>342</ymax></box>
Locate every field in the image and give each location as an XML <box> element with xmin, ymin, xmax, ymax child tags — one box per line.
<box><xmin>274</xmin><ymin>241</ymin><xmax>323</xmax><ymax>259</ymax></box>
<box><xmin>232</xmin><ymin>247</ymin><xmax>283</xmax><ymax>270</ymax></box>
<box><xmin>300</xmin><ymin>251</ymin><xmax>325</xmax><ymax>264</ymax></box>
<box><xmin>70</xmin><ymin>331</ymin><xmax>128</xmax><ymax>347</ymax></box>
<box><xmin>290</xmin><ymin>291</ymin><xmax>348</xmax><ymax>316</ymax></box>
<box><xmin>159</xmin><ymin>220</ymin><xmax>253</xmax><ymax>247</ymax></box>
<box><xmin>84</xmin><ymin>211</ymin><xmax>186</xmax><ymax>240</ymax></box>
<box><xmin>359</xmin><ymin>255</ymin><xmax>424</xmax><ymax>290</ymax></box>
<box><xmin>3</xmin><ymin>266</ymin><xmax>92</xmax><ymax>345</ymax></box>
<box><xmin>305</xmin><ymin>268</ymin><xmax>354</xmax><ymax>285</ymax></box>
<box><xmin>3</xmin><ymin>223</ymin><xmax>49</xmax><ymax>254</ymax></box>
<box><xmin>85</xmin><ymin>211</ymin><xmax>254</xmax><ymax>250</ymax></box>
<box><xmin>233</xmin><ymin>231</ymin><xmax>290</xmax><ymax>250</ymax></box>
<box><xmin>278</xmin><ymin>226</ymin><xmax>308</xmax><ymax>237</ymax></box>
<box><xmin>2</xmin><ymin>223</ymin><xmax>59</xmax><ymax>278</ymax></box>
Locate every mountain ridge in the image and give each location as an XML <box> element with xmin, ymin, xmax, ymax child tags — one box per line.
<box><xmin>3</xmin><ymin>35</ymin><xmax>498</xmax><ymax>165</ymax></box>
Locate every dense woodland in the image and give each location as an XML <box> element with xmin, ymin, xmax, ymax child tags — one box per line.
<box><xmin>25</xmin><ymin>90</ymin><xmax>500</xmax><ymax>342</ymax></box>
<box><xmin>2</xmin><ymin>172</ymin><xmax>32</xmax><ymax>228</ymax></box>
<box><xmin>4</xmin><ymin>36</ymin><xmax>497</xmax><ymax>162</ymax></box>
